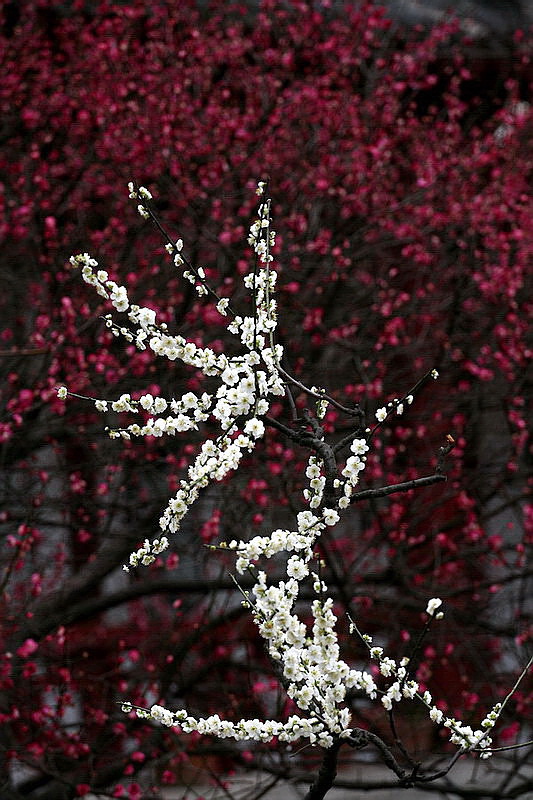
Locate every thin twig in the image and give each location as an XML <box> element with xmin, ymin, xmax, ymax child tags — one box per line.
<box><xmin>276</xmin><ymin>364</ymin><xmax>363</xmax><ymax>417</ymax></box>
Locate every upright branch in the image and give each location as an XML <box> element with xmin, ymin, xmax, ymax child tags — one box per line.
<box><xmin>304</xmin><ymin>739</ymin><xmax>342</xmax><ymax>800</ymax></box>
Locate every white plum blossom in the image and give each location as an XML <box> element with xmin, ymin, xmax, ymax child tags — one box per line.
<box><xmin>426</xmin><ymin>597</ymin><xmax>443</xmax><ymax>617</ymax></box>
<box><xmin>350</xmin><ymin>438</ymin><xmax>368</xmax><ymax>455</ymax></box>
<box><xmin>286</xmin><ymin>556</ymin><xmax>309</xmax><ymax>580</ymax></box>
<box><xmin>306</xmin><ymin>462</ymin><xmax>322</xmax><ymax>479</ymax></box>
<box><xmin>150</xmin><ymin>704</ymin><xmax>175</xmax><ymax>727</ymax></box>
<box><xmin>216</xmin><ymin>297</ymin><xmax>230</xmax><ymax>315</ymax></box>
<box><xmin>379</xmin><ymin>657</ymin><xmax>397</xmax><ymax>678</ymax></box>
<box><xmin>123</xmin><ymin>536</ymin><xmax>169</xmax><ymax>572</ymax></box>
<box><xmin>323</xmin><ymin>508</ymin><xmax>340</xmax><ymax>526</ymax></box>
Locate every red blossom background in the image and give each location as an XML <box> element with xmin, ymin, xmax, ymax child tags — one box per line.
<box><xmin>0</xmin><ymin>1</ymin><xmax>531</xmax><ymax>798</ymax></box>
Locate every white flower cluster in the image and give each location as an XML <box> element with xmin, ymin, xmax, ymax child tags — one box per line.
<box><xmin>443</xmin><ymin>716</ymin><xmax>495</xmax><ymax>757</ymax></box>
<box><xmin>163</xmin><ymin>234</ymin><xmax>209</xmax><ymax>298</ymax></box>
<box><xmin>99</xmin><ymin>391</ymin><xmax>212</xmax><ymax>441</ymax></box>
<box><xmin>303</xmin><ymin>456</ymin><xmax>326</xmax><ymax>509</ymax></box>
<box><xmin>310</xmin><ymin>387</ymin><xmax>328</xmax><ymax>420</ymax></box>
<box><xmin>228</xmin><ymin>509</ymin><xmax>324</xmax><ymax>574</ymax></box>
<box><xmin>402</xmin><ymin>698</ymin><xmax>501</xmax><ymax>758</ymax></box>
<box><xmin>128</xmin><ymin>182</ymin><xmax>152</xmax><ymax>219</ymax></box>
<box><xmin>69</xmin><ymin>254</ymin><xmax>130</xmax><ymax>313</ymax></box>
<box><xmin>139</xmin><ymin>590</ymin><xmax>501</xmax><ymax>753</ymax></box>
<box><xmin>300</xmin><ymin>410</ymin><xmax>369</xmax><ymax>512</ymax></box>
<box><xmin>365</xmin><ymin>644</ymin><xmax>420</xmax><ymax>712</ymax></box>
<box><xmin>135</xmin><ymin>563</ymin><xmax>381</xmax><ymax>748</ymax></box>
<box><xmin>141</xmin><ymin>705</ymin><xmax>339</xmax><ymax>748</ymax></box>
<box><xmin>125</xmin><ymin>536</ymin><xmax>169</xmax><ymax>570</ymax></box>
<box><xmin>300</xmin><ymin>437</ymin><xmax>370</xmax><ymax>514</ymax></box>
<box><xmin>338</xmin><ymin>437</ymin><xmax>369</xmax><ymax>507</ymax></box>
<box><xmin>426</xmin><ymin>597</ymin><xmax>444</xmax><ymax>618</ymax></box>
<box><xmin>426</xmin><ymin>699</ymin><xmax>502</xmax><ymax>758</ymax></box>
<box><xmin>183</xmin><ymin>266</ymin><xmax>208</xmax><ymax>296</ymax></box>
<box><xmin>210</xmin><ymin>509</ymin><xmax>378</xmax><ymax>743</ymax></box>
<box><xmin>247</xmin><ymin>198</ymin><xmax>276</xmax><ymax>265</ymax></box>
<box><xmin>362</xmin><ymin>614</ymin><xmax>501</xmax><ymax>756</ymax></box>
<box><xmin>158</xmin><ymin>428</ymin><xmax>263</xmax><ymax>541</ymax></box>
<box><xmin>69</xmin><ymin>184</ymin><xmax>286</xmax><ymax>571</ymax></box>
<box><xmin>69</xmin><ymin>183</ymin><xmax>504</xmax><ymax>758</ymax></box>
<box><xmin>376</xmin><ymin>394</ymin><xmax>415</xmax><ymax>423</ymax></box>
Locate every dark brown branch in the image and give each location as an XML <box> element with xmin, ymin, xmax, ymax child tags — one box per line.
<box><xmin>263</xmin><ymin>413</ymin><xmax>307</xmax><ymax>442</ymax></box>
<box><xmin>303</xmin><ymin>739</ymin><xmax>342</xmax><ymax>800</ymax></box>
<box><xmin>387</xmin><ymin>709</ymin><xmax>419</xmax><ymax>770</ymax></box>
<box><xmin>264</xmin><ymin>410</ymin><xmax>340</xmax><ymax>505</ymax></box>
<box><xmin>352</xmin><ymin>729</ymin><xmax>411</xmax><ymax>783</ymax></box>
<box><xmin>0</xmin><ymin>347</ymin><xmax>49</xmax><ymax>356</ymax></box>
<box><xmin>26</xmin><ymin>576</ymin><xmax>257</xmax><ymax>631</ymax></box>
<box><xmin>350</xmin><ymin>473</ymin><xmax>446</xmax><ymax>504</ymax></box>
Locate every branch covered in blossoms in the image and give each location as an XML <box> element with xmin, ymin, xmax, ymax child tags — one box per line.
<box><xmin>59</xmin><ymin>181</ymin><xmax>531</xmax><ymax>797</ymax></box>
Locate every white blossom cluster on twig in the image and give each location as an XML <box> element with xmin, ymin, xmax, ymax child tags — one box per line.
<box><xmin>60</xmin><ymin>182</ymin><xmax>525</xmax><ymax>760</ymax></box>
